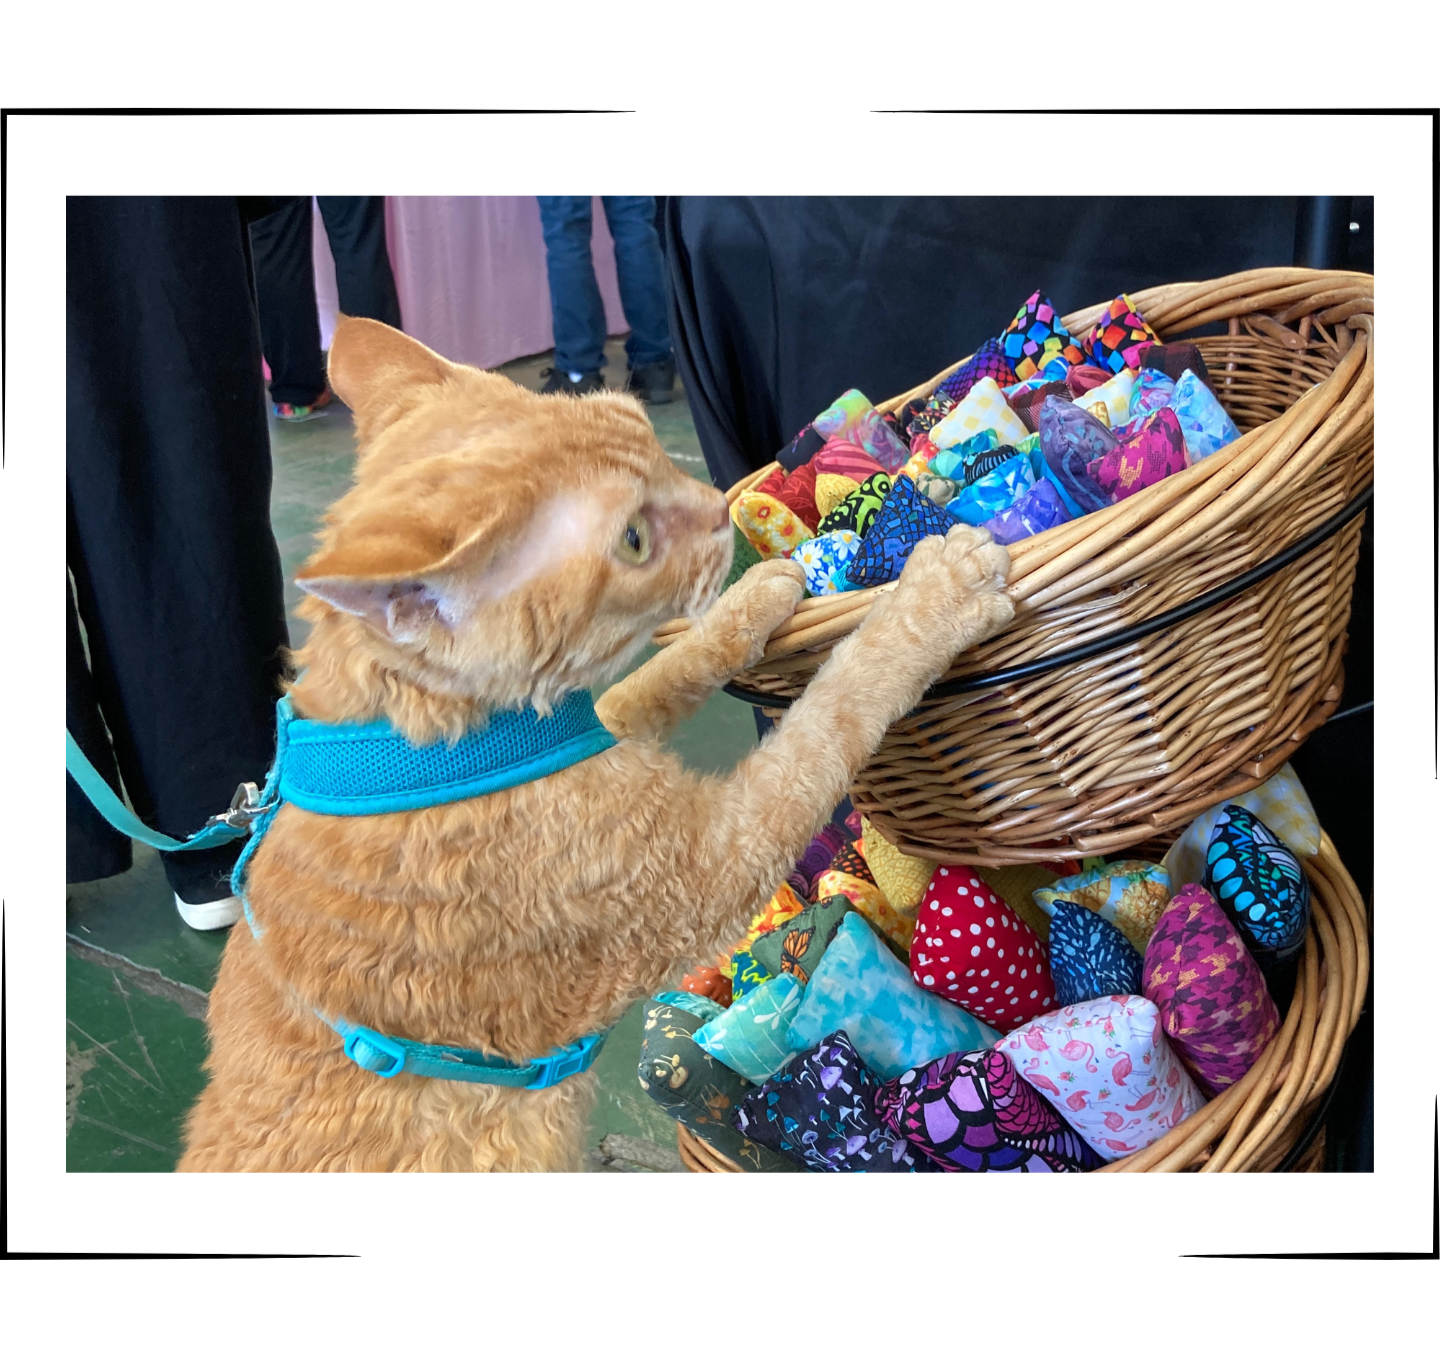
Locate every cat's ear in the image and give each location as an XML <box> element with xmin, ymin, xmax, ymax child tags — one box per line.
<box><xmin>294</xmin><ymin>572</ymin><xmax>464</xmax><ymax>643</ymax></box>
<box><xmin>327</xmin><ymin>315</ymin><xmax>453</xmax><ymax>421</ymax></box>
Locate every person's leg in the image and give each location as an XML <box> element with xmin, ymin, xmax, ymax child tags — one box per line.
<box><xmin>599</xmin><ymin>196</ymin><xmax>673</xmax><ymax>368</ymax></box>
<box><xmin>315</xmin><ymin>196</ymin><xmax>403</xmax><ymax>329</ymax></box>
<box><xmin>67</xmin><ymin>196</ymin><xmax>291</xmax><ymax>916</ymax></box>
<box><xmin>67</xmin><ymin>560</ymin><xmax>132</xmax><ymax>884</ymax></box>
<box><xmin>247</xmin><ymin>198</ymin><xmax>328</xmax><ymax>408</ymax></box>
<box><xmin>536</xmin><ymin>196</ymin><xmax>608</xmax><ymax>380</ymax></box>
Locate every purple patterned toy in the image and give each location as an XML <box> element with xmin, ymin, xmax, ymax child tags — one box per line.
<box><xmin>1037</xmin><ymin>395</ymin><xmax>1113</xmax><ymax>516</ymax></box>
<box><xmin>981</xmin><ymin>477</ymin><xmax>1070</xmax><ymax>544</ymax></box>
<box><xmin>1088</xmin><ymin>407</ymin><xmax>1189</xmax><ymax>503</ymax></box>
<box><xmin>935</xmin><ymin>337</ymin><xmax>1018</xmax><ymax>402</ymax></box>
<box><xmin>876</xmin><ymin>1047</ymin><xmax>1102</xmax><ymax>1172</ymax></box>
<box><xmin>1144</xmin><ymin>884</ymin><xmax>1280</xmax><ymax>1093</ymax></box>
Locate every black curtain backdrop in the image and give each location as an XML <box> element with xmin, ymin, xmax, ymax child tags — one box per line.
<box><xmin>664</xmin><ymin>196</ymin><xmax>1302</xmax><ymax>491</ymax></box>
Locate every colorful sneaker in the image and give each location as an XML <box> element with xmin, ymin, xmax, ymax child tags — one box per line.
<box><xmin>273</xmin><ymin>385</ymin><xmax>334</xmax><ymax>422</ymax></box>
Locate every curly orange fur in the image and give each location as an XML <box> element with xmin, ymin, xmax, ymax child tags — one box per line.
<box><xmin>179</xmin><ymin>318</ymin><xmax>1014</xmax><ymax>1172</ymax></box>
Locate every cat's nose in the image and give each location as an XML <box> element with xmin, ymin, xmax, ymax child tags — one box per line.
<box><xmin>710</xmin><ymin>494</ymin><xmax>729</xmax><ymax>532</ymax></box>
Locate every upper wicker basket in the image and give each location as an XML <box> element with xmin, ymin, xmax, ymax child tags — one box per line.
<box><xmin>655</xmin><ymin>268</ymin><xmax>1374</xmax><ymax>866</ymax></box>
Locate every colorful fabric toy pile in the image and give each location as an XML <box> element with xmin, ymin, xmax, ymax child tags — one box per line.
<box><xmin>727</xmin><ymin>290</ymin><xmax>1242</xmax><ymax>597</ymax></box>
<box><xmin>639</xmin><ymin>766</ymin><xmax>1321</xmax><ymax>1173</ymax></box>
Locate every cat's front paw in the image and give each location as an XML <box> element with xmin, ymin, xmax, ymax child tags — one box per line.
<box><xmin>891</xmin><ymin>524</ymin><xmax>1014</xmax><ymax>653</ymax></box>
<box><xmin>711</xmin><ymin>558</ymin><xmax>806</xmax><ymax>666</ymax></box>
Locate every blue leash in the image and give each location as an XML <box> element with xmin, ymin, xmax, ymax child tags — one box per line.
<box><xmin>66</xmin><ymin>691</ymin><xmax>617</xmax><ymax>1089</ymax></box>
<box><xmin>65</xmin><ymin>730</ymin><xmax>257</xmax><ymax>852</ymax></box>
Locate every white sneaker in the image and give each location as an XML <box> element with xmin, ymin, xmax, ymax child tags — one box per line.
<box><xmin>174</xmin><ymin>892</ymin><xmax>243</xmax><ymax>932</ymax></box>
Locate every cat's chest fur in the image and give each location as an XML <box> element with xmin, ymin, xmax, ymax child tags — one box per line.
<box><xmin>245</xmin><ymin>743</ymin><xmax>704</xmax><ymax>1041</ymax></box>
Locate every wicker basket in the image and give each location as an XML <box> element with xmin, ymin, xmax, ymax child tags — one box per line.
<box><xmin>656</xmin><ymin>269</ymin><xmax>1373</xmax><ymax>865</ymax></box>
<box><xmin>676</xmin><ymin>832</ymin><xmax>1368</xmax><ymax>1173</ymax></box>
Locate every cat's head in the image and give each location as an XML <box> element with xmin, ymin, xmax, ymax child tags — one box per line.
<box><xmin>295</xmin><ymin>317</ymin><xmax>732</xmax><ymax>712</ymax></box>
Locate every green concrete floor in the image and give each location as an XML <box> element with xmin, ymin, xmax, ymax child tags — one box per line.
<box><xmin>65</xmin><ymin>338</ymin><xmax>759</xmax><ymax>1173</ymax></box>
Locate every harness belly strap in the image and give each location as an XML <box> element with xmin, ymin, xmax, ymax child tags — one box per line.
<box><xmin>330</xmin><ymin>1019</ymin><xmax>608</xmax><ymax>1089</ymax></box>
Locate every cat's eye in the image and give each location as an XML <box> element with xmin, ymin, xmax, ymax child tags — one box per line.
<box><xmin>616</xmin><ymin>517</ymin><xmax>652</xmax><ymax>565</ymax></box>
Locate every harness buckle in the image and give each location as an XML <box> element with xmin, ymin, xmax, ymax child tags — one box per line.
<box><xmin>212</xmin><ymin>781</ymin><xmax>269</xmax><ymax>831</ymax></box>
<box><xmin>341</xmin><ymin>1024</ymin><xmax>408</xmax><ymax>1078</ymax></box>
<box><xmin>527</xmin><ymin>1033</ymin><xmax>602</xmax><ymax>1090</ymax></box>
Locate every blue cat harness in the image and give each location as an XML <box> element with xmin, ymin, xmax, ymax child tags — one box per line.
<box><xmin>65</xmin><ymin>690</ymin><xmax>618</xmax><ymax>1090</ymax></box>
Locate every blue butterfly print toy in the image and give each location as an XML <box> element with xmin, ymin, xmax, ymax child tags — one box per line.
<box><xmin>1204</xmin><ymin>804</ymin><xmax>1310</xmax><ymax>967</ymax></box>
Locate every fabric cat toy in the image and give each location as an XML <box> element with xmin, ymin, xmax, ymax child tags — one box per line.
<box><xmin>180</xmin><ymin>317</ymin><xmax>1014</xmax><ymax>1172</ymax></box>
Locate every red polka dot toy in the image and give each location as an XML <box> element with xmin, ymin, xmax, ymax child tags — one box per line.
<box><xmin>910</xmin><ymin>865</ymin><xmax>1056</xmax><ymax>1030</ymax></box>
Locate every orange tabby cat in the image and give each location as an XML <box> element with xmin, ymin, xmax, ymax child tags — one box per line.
<box><xmin>178</xmin><ymin>317</ymin><xmax>1014</xmax><ymax>1172</ymax></box>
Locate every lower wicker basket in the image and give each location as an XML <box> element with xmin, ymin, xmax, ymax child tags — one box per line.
<box><xmin>676</xmin><ymin>832</ymin><xmax>1367</xmax><ymax>1174</ymax></box>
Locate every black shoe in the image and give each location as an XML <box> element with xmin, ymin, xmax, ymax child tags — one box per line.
<box><xmin>626</xmin><ymin>359</ymin><xmax>676</xmax><ymax>404</ymax></box>
<box><xmin>540</xmin><ymin>367</ymin><xmax>606</xmax><ymax>396</ymax></box>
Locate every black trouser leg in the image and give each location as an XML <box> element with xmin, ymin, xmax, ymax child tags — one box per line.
<box><xmin>248</xmin><ymin>197</ymin><xmax>327</xmax><ymax>406</ymax></box>
<box><xmin>66</xmin><ymin>196</ymin><xmax>291</xmax><ymax>903</ymax></box>
<box><xmin>316</xmin><ymin>196</ymin><xmax>403</xmax><ymax>328</ymax></box>
<box><xmin>67</xmin><ymin>563</ymin><xmax>132</xmax><ymax>883</ymax></box>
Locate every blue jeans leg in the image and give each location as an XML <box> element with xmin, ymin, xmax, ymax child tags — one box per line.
<box><xmin>601</xmin><ymin>196</ymin><xmax>673</xmax><ymax>368</ymax></box>
<box><xmin>536</xmin><ymin>196</ymin><xmax>608</xmax><ymax>375</ymax></box>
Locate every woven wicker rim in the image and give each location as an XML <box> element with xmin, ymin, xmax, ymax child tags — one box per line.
<box><xmin>721</xmin><ymin>482</ymin><xmax>1371</xmax><ymax>711</ymax></box>
<box><xmin>675</xmin><ymin>830</ymin><xmax>1367</xmax><ymax>1174</ymax></box>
